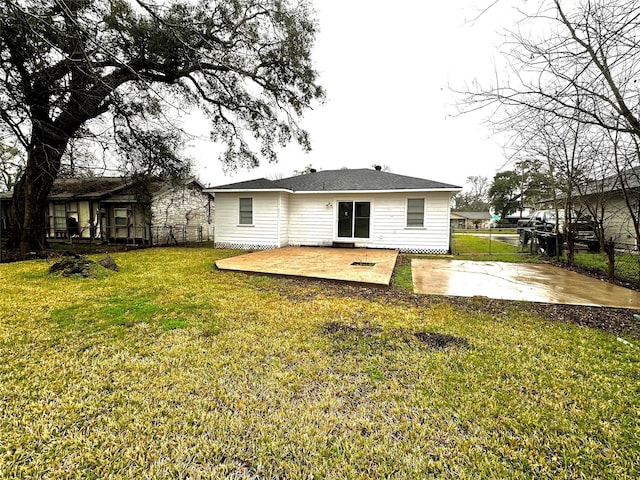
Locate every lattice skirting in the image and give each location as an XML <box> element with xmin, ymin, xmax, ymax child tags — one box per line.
<box><xmin>215</xmin><ymin>242</ymin><xmax>277</xmax><ymax>250</ymax></box>
<box><xmin>399</xmin><ymin>247</ymin><xmax>449</xmax><ymax>254</ymax></box>
<box><xmin>214</xmin><ymin>242</ymin><xmax>449</xmax><ymax>254</ymax></box>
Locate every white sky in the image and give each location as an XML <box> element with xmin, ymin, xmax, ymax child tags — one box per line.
<box><xmin>188</xmin><ymin>0</ymin><xmax>520</xmax><ymax>189</ymax></box>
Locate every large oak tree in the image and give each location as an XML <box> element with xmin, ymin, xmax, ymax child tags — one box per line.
<box><xmin>0</xmin><ymin>0</ymin><xmax>323</xmax><ymax>254</ymax></box>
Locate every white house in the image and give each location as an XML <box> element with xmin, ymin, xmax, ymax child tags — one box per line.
<box><xmin>209</xmin><ymin>168</ymin><xmax>461</xmax><ymax>254</ymax></box>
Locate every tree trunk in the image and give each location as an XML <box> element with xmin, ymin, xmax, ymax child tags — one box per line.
<box><xmin>604</xmin><ymin>240</ymin><xmax>615</xmax><ymax>280</ymax></box>
<box><xmin>9</xmin><ymin>144</ymin><xmax>64</xmax><ymax>255</ymax></box>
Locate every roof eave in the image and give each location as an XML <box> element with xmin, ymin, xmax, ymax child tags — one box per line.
<box><xmin>293</xmin><ymin>188</ymin><xmax>462</xmax><ymax>194</ymax></box>
<box><xmin>207</xmin><ymin>188</ymin><xmax>293</xmax><ymax>194</ymax></box>
<box><xmin>210</xmin><ymin>187</ymin><xmax>461</xmax><ymax>194</ymax></box>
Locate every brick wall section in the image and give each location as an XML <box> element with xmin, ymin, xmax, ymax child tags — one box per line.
<box><xmin>150</xmin><ymin>183</ymin><xmax>214</xmax><ymax>243</ymax></box>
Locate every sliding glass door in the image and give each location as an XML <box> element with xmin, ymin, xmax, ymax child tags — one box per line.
<box><xmin>337</xmin><ymin>201</ymin><xmax>370</xmax><ymax>239</ymax></box>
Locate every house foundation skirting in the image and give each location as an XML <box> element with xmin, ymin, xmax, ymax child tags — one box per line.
<box><xmin>214</xmin><ymin>242</ymin><xmax>278</xmax><ymax>250</ymax></box>
<box><xmin>399</xmin><ymin>247</ymin><xmax>449</xmax><ymax>254</ymax></box>
<box><xmin>214</xmin><ymin>242</ymin><xmax>449</xmax><ymax>254</ymax></box>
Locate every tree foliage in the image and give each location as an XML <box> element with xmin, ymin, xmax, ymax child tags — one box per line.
<box><xmin>488</xmin><ymin>160</ymin><xmax>552</xmax><ymax>221</ymax></box>
<box><xmin>488</xmin><ymin>170</ymin><xmax>521</xmax><ymax>220</ymax></box>
<box><xmin>0</xmin><ymin>0</ymin><xmax>324</xmax><ymax>253</ymax></box>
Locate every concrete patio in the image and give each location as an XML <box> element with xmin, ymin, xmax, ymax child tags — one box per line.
<box><xmin>215</xmin><ymin>247</ymin><xmax>399</xmax><ymax>285</ymax></box>
<box><xmin>215</xmin><ymin>248</ymin><xmax>640</xmax><ymax>309</ymax></box>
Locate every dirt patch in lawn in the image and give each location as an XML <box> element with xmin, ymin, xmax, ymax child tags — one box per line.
<box><xmin>322</xmin><ymin>321</ymin><xmax>382</xmax><ymax>337</ymax></box>
<box><xmin>268</xmin><ymin>273</ymin><xmax>640</xmax><ymax>341</ymax></box>
<box><xmin>412</xmin><ymin>331</ymin><xmax>469</xmax><ymax>349</ymax></box>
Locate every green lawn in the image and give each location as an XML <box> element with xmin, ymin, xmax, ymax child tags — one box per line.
<box><xmin>570</xmin><ymin>252</ymin><xmax>640</xmax><ymax>283</ymax></box>
<box><xmin>1</xmin><ymin>248</ymin><xmax>639</xmax><ymax>478</ymax></box>
<box><xmin>449</xmin><ymin>233</ymin><xmax>545</xmax><ymax>264</ymax></box>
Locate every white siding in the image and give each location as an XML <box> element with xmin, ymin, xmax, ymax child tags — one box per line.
<box><xmin>367</xmin><ymin>192</ymin><xmax>452</xmax><ymax>253</ymax></box>
<box><xmin>581</xmin><ymin>192</ymin><xmax>637</xmax><ymax>245</ymax></box>
<box><xmin>288</xmin><ymin>194</ymin><xmax>336</xmax><ymax>246</ymax></box>
<box><xmin>277</xmin><ymin>193</ymin><xmax>289</xmax><ymax>247</ymax></box>
<box><xmin>214</xmin><ymin>192</ymin><xmax>285</xmax><ymax>249</ymax></box>
<box><xmin>287</xmin><ymin>191</ymin><xmax>454</xmax><ymax>253</ymax></box>
<box><xmin>216</xmin><ymin>190</ymin><xmax>455</xmax><ymax>253</ymax></box>
<box><xmin>602</xmin><ymin>195</ymin><xmax>637</xmax><ymax>244</ymax></box>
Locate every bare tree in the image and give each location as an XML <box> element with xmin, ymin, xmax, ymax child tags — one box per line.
<box><xmin>452</xmin><ymin>175</ymin><xmax>490</xmax><ymax>211</ymax></box>
<box><xmin>461</xmin><ymin>0</ymin><xmax>640</xmax><ymax>252</ymax></box>
<box><xmin>493</xmin><ymin>96</ymin><xmax>607</xmax><ymax>263</ymax></box>
<box><xmin>0</xmin><ymin>143</ymin><xmax>22</xmax><ymax>191</ymax></box>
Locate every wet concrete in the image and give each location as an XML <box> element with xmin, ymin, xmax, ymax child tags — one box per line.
<box><xmin>215</xmin><ymin>247</ymin><xmax>398</xmax><ymax>285</ymax></box>
<box><xmin>412</xmin><ymin>259</ymin><xmax>640</xmax><ymax>309</ymax></box>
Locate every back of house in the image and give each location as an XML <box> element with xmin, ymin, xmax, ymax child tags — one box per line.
<box><xmin>209</xmin><ymin>168</ymin><xmax>461</xmax><ymax>254</ymax></box>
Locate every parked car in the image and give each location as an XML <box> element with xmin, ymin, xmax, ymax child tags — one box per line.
<box><xmin>518</xmin><ymin>209</ymin><xmax>600</xmax><ymax>254</ymax></box>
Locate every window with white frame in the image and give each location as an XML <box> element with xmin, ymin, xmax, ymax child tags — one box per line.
<box><xmin>406</xmin><ymin>198</ymin><xmax>425</xmax><ymax>227</ymax></box>
<box><xmin>239</xmin><ymin>197</ymin><xmax>253</xmax><ymax>225</ymax></box>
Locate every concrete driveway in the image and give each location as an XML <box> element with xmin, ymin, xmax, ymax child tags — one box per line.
<box><xmin>412</xmin><ymin>259</ymin><xmax>640</xmax><ymax>309</ymax></box>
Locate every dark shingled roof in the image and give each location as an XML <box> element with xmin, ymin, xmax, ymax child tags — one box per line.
<box><xmin>48</xmin><ymin>177</ymin><xmax>175</xmax><ymax>200</ymax></box>
<box><xmin>49</xmin><ymin>177</ymin><xmax>132</xmax><ymax>199</ymax></box>
<box><xmin>1</xmin><ymin>177</ymin><xmax>208</xmax><ymax>202</ymax></box>
<box><xmin>212</xmin><ymin>169</ymin><xmax>461</xmax><ymax>192</ymax></box>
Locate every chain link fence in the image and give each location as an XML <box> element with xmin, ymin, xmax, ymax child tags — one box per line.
<box><xmin>451</xmin><ymin>228</ymin><xmax>640</xmax><ymax>285</ymax></box>
<box><xmin>605</xmin><ymin>242</ymin><xmax>640</xmax><ymax>284</ymax></box>
<box><xmin>53</xmin><ymin>224</ymin><xmax>208</xmax><ymax>247</ymax></box>
<box><xmin>0</xmin><ymin>225</ymin><xmax>213</xmax><ymax>262</ymax></box>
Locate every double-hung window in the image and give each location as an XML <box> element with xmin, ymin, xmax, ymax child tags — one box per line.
<box><xmin>53</xmin><ymin>203</ymin><xmax>67</xmax><ymax>233</ymax></box>
<box><xmin>114</xmin><ymin>208</ymin><xmax>128</xmax><ymax>227</ymax></box>
<box><xmin>406</xmin><ymin>198</ymin><xmax>425</xmax><ymax>227</ymax></box>
<box><xmin>239</xmin><ymin>197</ymin><xmax>253</xmax><ymax>225</ymax></box>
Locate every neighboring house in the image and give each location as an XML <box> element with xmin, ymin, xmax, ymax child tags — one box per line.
<box><xmin>450</xmin><ymin>211</ymin><xmax>492</xmax><ymax>229</ymax></box>
<box><xmin>208</xmin><ymin>168</ymin><xmax>461</xmax><ymax>254</ymax></box>
<box><xmin>572</xmin><ymin>168</ymin><xmax>640</xmax><ymax>245</ymax></box>
<box><xmin>1</xmin><ymin>177</ymin><xmax>214</xmax><ymax>245</ymax></box>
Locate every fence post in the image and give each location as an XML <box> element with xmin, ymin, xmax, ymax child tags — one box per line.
<box><xmin>489</xmin><ymin>225</ymin><xmax>492</xmax><ymax>255</ymax></box>
<box><xmin>450</xmin><ymin>227</ymin><xmax>455</xmax><ymax>255</ymax></box>
<box><xmin>604</xmin><ymin>240</ymin><xmax>615</xmax><ymax>279</ymax></box>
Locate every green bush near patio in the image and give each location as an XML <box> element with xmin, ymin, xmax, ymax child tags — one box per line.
<box><xmin>0</xmin><ymin>248</ymin><xmax>638</xmax><ymax>478</ymax></box>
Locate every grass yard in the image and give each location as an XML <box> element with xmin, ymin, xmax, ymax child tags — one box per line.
<box><xmin>570</xmin><ymin>251</ymin><xmax>640</xmax><ymax>284</ymax></box>
<box><xmin>450</xmin><ymin>233</ymin><xmax>544</xmax><ymax>264</ymax></box>
<box><xmin>451</xmin><ymin>232</ymin><xmax>522</xmax><ymax>255</ymax></box>
<box><xmin>1</xmin><ymin>248</ymin><xmax>639</xmax><ymax>478</ymax></box>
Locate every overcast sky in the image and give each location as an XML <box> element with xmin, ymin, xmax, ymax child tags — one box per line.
<box><xmin>188</xmin><ymin>0</ymin><xmax>519</xmax><ymax>189</ymax></box>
